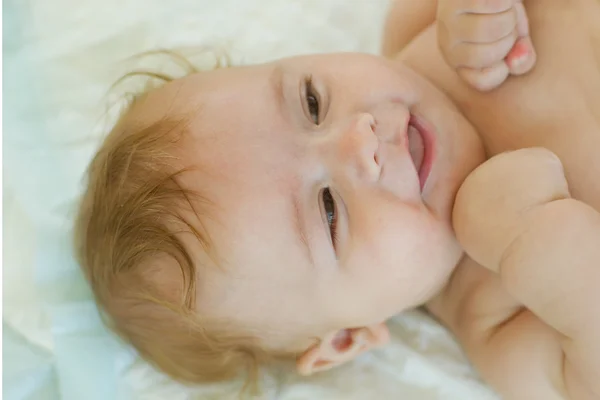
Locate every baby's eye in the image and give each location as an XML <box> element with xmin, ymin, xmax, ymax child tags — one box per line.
<box><xmin>305</xmin><ymin>77</ymin><xmax>320</xmax><ymax>125</ymax></box>
<box><xmin>321</xmin><ymin>188</ymin><xmax>338</xmax><ymax>249</ymax></box>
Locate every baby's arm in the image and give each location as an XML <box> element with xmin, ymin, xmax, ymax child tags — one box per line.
<box><xmin>453</xmin><ymin>148</ymin><xmax>600</xmax><ymax>399</ymax></box>
<box><xmin>381</xmin><ymin>0</ymin><xmax>437</xmax><ymax>58</ymax></box>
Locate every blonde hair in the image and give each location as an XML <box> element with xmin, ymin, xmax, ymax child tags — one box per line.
<box><xmin>74</xmin><ymin>51</ymin><xmax>270</xmax><ymax>390</ymax></box>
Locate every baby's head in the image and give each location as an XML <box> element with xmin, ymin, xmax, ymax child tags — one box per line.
<box><xmin>75</xmin><ymin>52</ymin><xmax>484</xmax><ymax>386</ymax></box>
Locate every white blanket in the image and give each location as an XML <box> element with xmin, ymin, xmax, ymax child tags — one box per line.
<box><xmin>4</xmin><ymin>0</ymin><xmax>499</xmax><ymax>398</ymax></box>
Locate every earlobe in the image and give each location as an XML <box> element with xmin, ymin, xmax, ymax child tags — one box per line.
<box><xmin>296</xmin><ymin>322</ymin><xmax>390</xmax><ymax>376</ymax></box>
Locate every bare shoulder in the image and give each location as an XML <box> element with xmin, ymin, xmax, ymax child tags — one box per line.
<box><xmin>381</xmin><ymin>0</ymin><xmax>437</xmax><ymax>58</ymax></box>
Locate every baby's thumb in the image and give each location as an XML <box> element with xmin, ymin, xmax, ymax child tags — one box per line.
<box><xmin>506</xmin><ymin>2</ymin><xmax>536</xmax><ymax>75</ymax></box>
<box><xmin>506</xmin><ymin>36</ymin><xmax>537</xmax><ymax>75</ymax></box>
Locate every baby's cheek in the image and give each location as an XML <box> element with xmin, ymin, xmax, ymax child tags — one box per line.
<box><xmin>345</xmin><ymin>193</ymin><xmax>458</xmax><ymax>297</ymax></box>
<box><xmin>349</xmin><ymin>211</ymin><xmax>433</xmax><ymax>276</ymax></box>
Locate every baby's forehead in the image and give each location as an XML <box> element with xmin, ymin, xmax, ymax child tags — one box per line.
<box><xmin>138</xmin><ymin>61</ymin><xmax>308</xmax><ymax>267</ymax></box>
<box><xmin>126</xmin><ymin>63</ymin><xmax>276</xmax><ymax>124</ymax></box>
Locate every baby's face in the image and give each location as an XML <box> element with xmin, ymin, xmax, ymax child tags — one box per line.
<box><xmin>139</xmin><ymin>53</ymin><xmax>484</xmax><ymax>351</ymax></box>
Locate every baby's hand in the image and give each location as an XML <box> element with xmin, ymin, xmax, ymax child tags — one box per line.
<box><xmin>437</xmin><ymin>0</ymin><xmax>536</xmax><ymax>91</ymax></box>
<box><xmin>453</xmin><ymin>148</ymin><xmax>600</xmax><ymax>397</ymax></box>
<box><xmin>453</xmin><ymin>148</ymin><xmax>569</xmax><ymax>270</ymax></box>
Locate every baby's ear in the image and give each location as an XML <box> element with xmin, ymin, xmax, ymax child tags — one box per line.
<box><xmin>296</xmin><ymin>322</ymin><xmax>389</xmax><ymax>376</ymax></box>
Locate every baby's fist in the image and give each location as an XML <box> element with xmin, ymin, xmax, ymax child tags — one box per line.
<box><xmin>437</xmin><ymin>0</ymin><xmax>536</xmax><ymax>91</ymax></box>
<box><xmin>452</xmin><ymin>148</ymin><xmax>568</xmax><ymax>272</ymax></box>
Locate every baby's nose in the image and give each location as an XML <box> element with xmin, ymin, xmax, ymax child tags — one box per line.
<box><xmin>335</xmin><ymin>113</ymin><xmax>381</xmax><ymax>182</ymax></box>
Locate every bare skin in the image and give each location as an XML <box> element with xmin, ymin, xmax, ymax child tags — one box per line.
<box><xmin>117</xmin><ymin>1</ymin><xmax>600</xmax><ymax>397</ymax></box>
<box><xmin>384</xmin><ymin>0</ymin><xmax>600</xmax><ymax>398</ymax></box>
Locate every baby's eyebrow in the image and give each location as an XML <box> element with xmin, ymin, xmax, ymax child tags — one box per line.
<box><xmin>291</xmin><ymin>190</ymin><xmax>315</xmax><ymax>268</ymax></box>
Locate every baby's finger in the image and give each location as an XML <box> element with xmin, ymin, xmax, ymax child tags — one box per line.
<box><xmin>450</xmin><ymin>7</ymin><xmax>517</xmax><ymax>43</ymax></box>
<box><xmin>505</xmin><ymin>2</ymin><xmax>536</xmax><ymax>76</ymax></box>
<box><xmin>514</xmin><ymin>1</ymin><xmax>529</xmax><ymax>37</ymax></box>
<box><xmin>446</xmin><ymin>28</ymin><xmax>518</xmax><ymax>69</ymax></box>
<box><xmin>457</xmin><ymin>62</ymin><xmax>510</xmax><ymax>91</ymax></box>
<box><xmin>505</xmin><ymin>36</ymin><xmax>537</xmax><ymax>75</ymax></box>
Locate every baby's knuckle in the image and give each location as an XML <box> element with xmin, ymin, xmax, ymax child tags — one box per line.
<box><xmin>464</xmin><ymin>47</ymin><xmax>501</xmax><ymax>68</ymax></box>
<box><xmin>459</xmin><ymin>66</ymin><xmax>509</xmax><ymax>91</ymax></box>
<box><xmin>464</xmin><ymin>12</ymin><xmax>515</xmax><ymax>44</ymax></box>
<box><xmin>478</xmin><ymin>0</ymin><xmax>515</xmax><ymax>13</ymax></box>
<box><xmin>473</xmin><ymin>25</ymin><xmax>504</xmax><ymax>44</ymax></box>
<box><xmin>472</xmin><ymin>74</ymin><xmax>505</xmax><ymax>92</ymax></box>
<box><xmin>471</xmin><ymin>18</ymin><xmax>493</xmax><ymax>40</ymax></box>
<box><xmin>488</xmin><ymin>16</ymin><xmax>516</xmax><ymax>41</ymax></box>
<box><xmin>490</xmin><ymin>38</ymin><xmax>515</xmax><ymax>61</ymax></box>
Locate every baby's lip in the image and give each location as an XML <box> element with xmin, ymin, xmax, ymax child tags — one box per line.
<box><xmin>407</xmin><ymin>114</ymin><xmax>435</xmax><ymax>191</ymax></box>
<box><xmin>407</xmin><ymin>123</ymin><xmax>424</xmax><ymax>178</ymax></box>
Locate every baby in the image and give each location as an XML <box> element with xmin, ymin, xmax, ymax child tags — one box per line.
<box><xmin>74</xmin><ymin>0</ymin><xmax>600</xmax><ymax>398</ymax></box>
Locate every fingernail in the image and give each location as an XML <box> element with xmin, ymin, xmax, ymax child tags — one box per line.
<box><xmin>510</xmin><ymin>53</ymin><xmax>527</xmax><ymax>69</ymax></box>
<box><xmin>507</xmin><ymin>40</ymin><xmax>531</xmax><ymax>69</ymax></box>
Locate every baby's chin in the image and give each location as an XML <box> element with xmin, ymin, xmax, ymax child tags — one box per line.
<box><xmin>404</xmin><ymin>241</ymin><xmax>464</xmax><ymax>311</ymax></box>
<box><xmin>415</xmin><ymin>271</ymin><xmax>454</xmax><ymax>308</ymax></box>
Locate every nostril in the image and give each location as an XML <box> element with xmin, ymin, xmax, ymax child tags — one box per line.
<box><xmin>370</xmin><ymin>117</ymin><xmax>377</xmax><ymax>132</ymax></box>
<box><xmin>374</xmin><ymin>153</ymin><xmax>379</xmax><ymax>165</ymax></box>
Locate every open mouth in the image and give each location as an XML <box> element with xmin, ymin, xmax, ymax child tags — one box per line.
<box><xmin>407</xmin><ymin>114</ymin><xmax>434</xmax><ymax>191</ymax></box>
